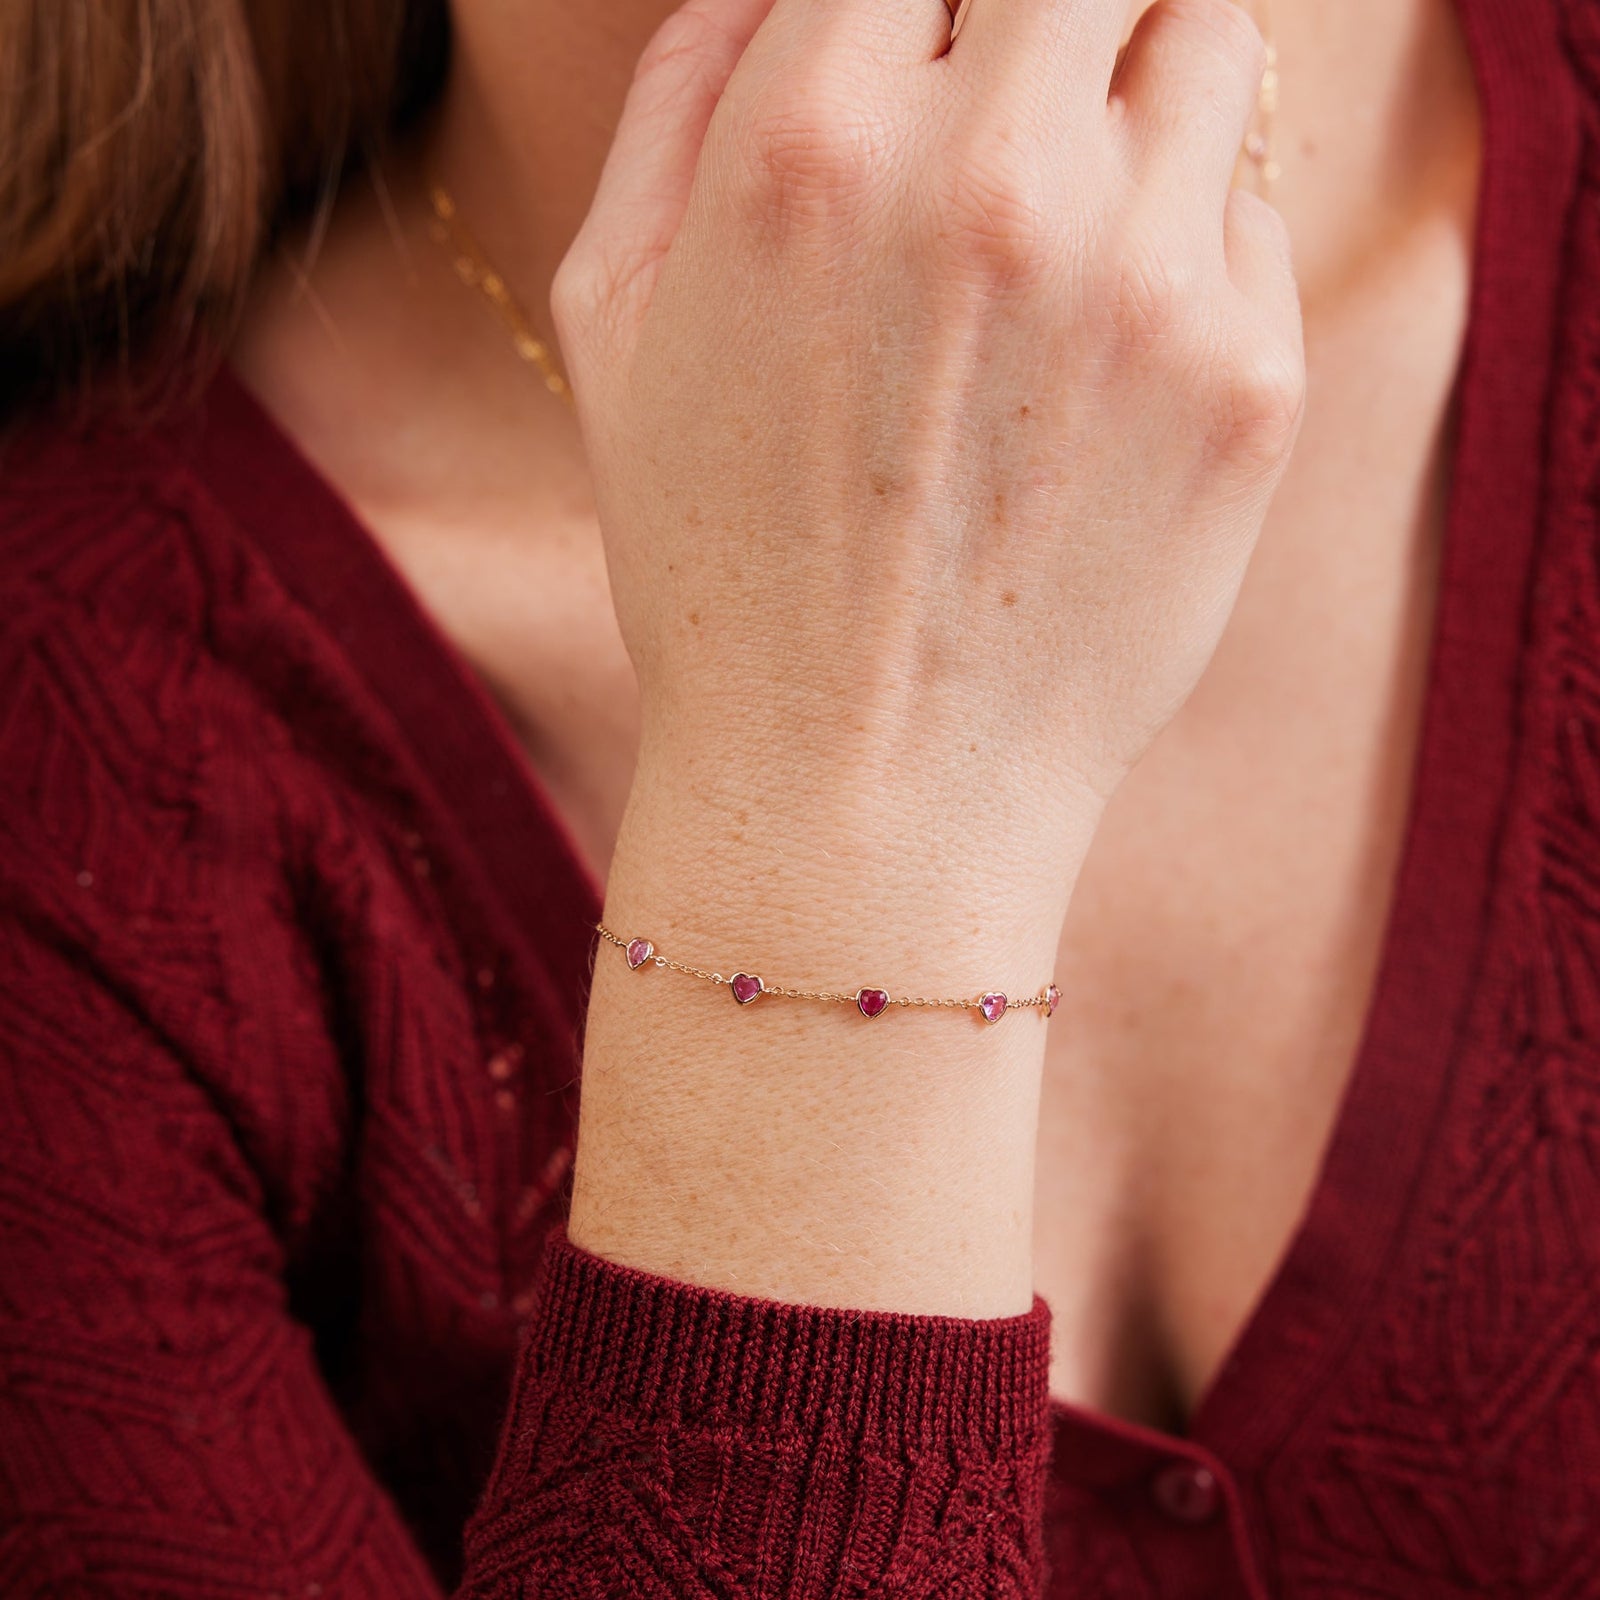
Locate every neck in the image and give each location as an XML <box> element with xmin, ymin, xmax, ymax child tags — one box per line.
<box><xmin>414</xmin><ymin>0</ymin><xmax>682</xmax><ymax>367</ymax></box>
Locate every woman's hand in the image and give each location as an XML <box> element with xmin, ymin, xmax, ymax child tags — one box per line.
<box><xmin>554</xmin><ymin>0</ymin><xmax>1304</xmax><ymax>914</ymax></box>
<box><xmin>558</xmin><ymin>0</ymin><xmax>1305</xmax><ymax>1317</ymax></box>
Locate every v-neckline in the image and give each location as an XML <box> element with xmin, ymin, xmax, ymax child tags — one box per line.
<box><xmin>184</xmin><ymin>366</ymin><xmax>610</xmax><ymax>1029</ymax></box>
<box><xmin>186</xmin><ymin>0</ymin><xmax>1575</xmax><ymax>1481</ymax></box>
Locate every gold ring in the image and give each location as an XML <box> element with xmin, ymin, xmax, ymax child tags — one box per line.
<box><xmin>947</xmin><ymin>0</ymin><xmax>974</xmax><ymax>42</ymax></box>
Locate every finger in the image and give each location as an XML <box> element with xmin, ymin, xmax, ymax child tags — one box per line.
<box><xmin>953</xmin><ymin>0</ymin><xmax>1132</xmax><ymax>109</ymax></box>
<box><xmin>568</xmin><ymin>0</ymin><xmax>780</xmax><ymax>289</ymax></box>
<box><xmin>1112</xmin><ymin>0</ymin><xmax>1268</xmax><ymax>199</ymax></box>
<box><xmin>734</xmin><ymin>0</ymin><xmax>954</xmax><ymax>79</ymax></box>
<box><xmin>1223</xmin><ymin>186</ymin><xmax>1299</xmax><ymax>324</ymax></box>
<box><xmin>1222</xmin><ymin>186</ymin><xmax>1305</xmax><ymax>458</ymax></box>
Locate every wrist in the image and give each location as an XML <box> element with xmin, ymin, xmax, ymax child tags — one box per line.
<box><xmin>617</xmin><ymin>723</ymin><xmax>1105</xmax><ymax>979</ymax></box>
<box><xmin>566</xmin><ymin>737</ymin><xmax>1100</xmax><ymax>1320</ymax></box>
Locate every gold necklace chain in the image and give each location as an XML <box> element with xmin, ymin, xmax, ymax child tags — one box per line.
<box><xmin>425</xmin><ymin>182</ymin><xmax>577</xmax><ymax>411</ymax></box>
<box><xmin>429</xmin><ymin>5</ymin><xmax>1279</xmax><ymax>389</ymax></box>
<box><xmin>1241</xmin><ymin>0</ymin><xmax>1282</xmax><ymax>192</ymax></box>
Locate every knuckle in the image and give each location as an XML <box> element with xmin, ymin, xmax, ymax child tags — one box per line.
<box><xmin>548</xmin><ymin>251</ymin><xmax>602</xmax><ymax>336</ymax></box>
<box><xmin>1215</xmin><ymin>331</ymin><xmax>1307</xmax><ymax>461</ymax></box>
<box><xmin>550</xmin><ymin>243</ymin><xmax>653</xmax><ymax>360</ymax></box>
<box><xmin>1109</xmin><ymin>247</ymin><xmax>1205</xmax><ymax>352</ymax></box>
<box><xmin>734</xmin><ymin>83</ymin><xmax>891</xmax><ymax>230</ymax></box>
<box><xmin>928</xmin><ymin>129</ymin><xmax>1058</xmax><ymax>290</ymax></box>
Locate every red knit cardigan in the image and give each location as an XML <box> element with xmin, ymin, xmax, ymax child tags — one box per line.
<box><xmin>1</xmin><ymin>2</ymin><xmax>1596</xmax><ymax>1594</ymax></box>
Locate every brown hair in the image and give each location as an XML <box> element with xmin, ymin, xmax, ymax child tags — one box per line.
<box><xmin>0</xmin><ymin>0</ymin><xmax>448</xmax><ymax>416</ymax></box>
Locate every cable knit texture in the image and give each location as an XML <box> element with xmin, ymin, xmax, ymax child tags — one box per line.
<box><xmin>0</xmin><ymin>2</ymin><xmax>1595</xmax><ymax>1595</ymax></box>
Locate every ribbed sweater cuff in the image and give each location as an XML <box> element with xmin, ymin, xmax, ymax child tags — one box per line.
<box><xmin>524</xmin><ymin>1221</ymin><xmax>1052</xmax><ymax>1460</ymax></box>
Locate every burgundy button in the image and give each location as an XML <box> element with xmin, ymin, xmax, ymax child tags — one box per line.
<box><xmin>1149</xmin><ymin>1461</ymin><xmax>1222</xmax><ymax>1524</ymax></box>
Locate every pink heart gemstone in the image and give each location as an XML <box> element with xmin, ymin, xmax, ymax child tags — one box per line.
<box><xmin>1045</xmin><ymin>983</ymin><xmax>1061</xmax><ymax>1017</ymax></box>
<box><xmin>979</xmin><ymin>992</ymin><xmax>1008</xmax><ymax>1024</ymax></box>
<box><xmin>625</xmin><ymin>937</ymin><xmax>655</xmax><ymax>970</ymax></box>
<box><xmin>730</xmin><ymin>972</ymin><xmax>764</xmax><ymax>1005</ymax></box>
<box><xmin>856</xmin><ymin>987</ymin><xmax>891</xmax><ymax>1019</ymax></box>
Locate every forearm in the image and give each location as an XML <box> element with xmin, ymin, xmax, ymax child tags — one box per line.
<box><xmin>559</xmin><ymin>0</ymin><xmax>1297</xmax><ymax>1343</ymax></box>
<box><xmin>566</xmin><ymin>730</ymin><xmax>1103</xmax><ymax>1320</ymax></box>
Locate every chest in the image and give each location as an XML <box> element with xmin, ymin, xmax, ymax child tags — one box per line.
<box><xmin>1032</xmin><ymin>149</ymin><xmax>1482</xmax><ymax>1427</ymax></box>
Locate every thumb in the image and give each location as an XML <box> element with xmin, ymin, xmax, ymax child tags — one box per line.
<box><xmin>556</xmin><ymin>0</ymin><xmax>778</xmax><ymax>338</ymax></box>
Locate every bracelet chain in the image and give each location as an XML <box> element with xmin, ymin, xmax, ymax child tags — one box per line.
<box><xmin>595</xmin><ymin>923</ymin><xmax>1060</xmax><ymax>1021</ymax></box>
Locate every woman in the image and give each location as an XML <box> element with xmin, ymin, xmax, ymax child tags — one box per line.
<box><xmin>0</xmin><ymin>0</ymin><xmax>1593</xmax><ymax>1592</ymax></box>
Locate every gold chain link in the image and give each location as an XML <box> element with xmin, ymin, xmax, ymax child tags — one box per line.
<box><xmin>1242</xmin><ymin>0</ymin><xmax>1282</xmax><ymax>194</ymax></box>
<box><xmin>425</xmin><ymin>183</ymin><xmax>577</xmax><ymax>410</ymax></box>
